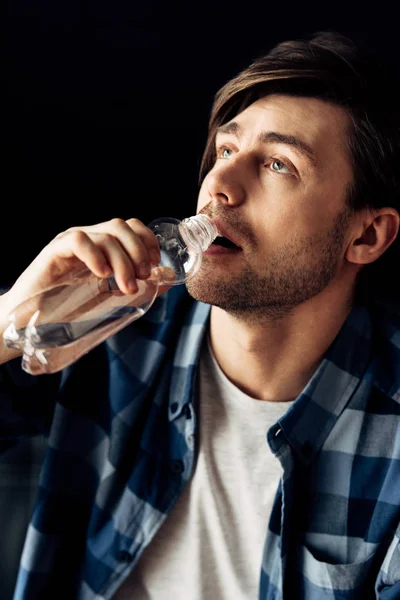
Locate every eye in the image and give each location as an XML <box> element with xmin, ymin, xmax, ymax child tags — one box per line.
<box><xmin>216</xmin><ymin>146</ymin><xmax>234</xmax><ymax>159</ymax></box>
<box><xmin>268</xmin><ymin>158</ymin><xmax>291</xmax><ymax>174</ymax></box>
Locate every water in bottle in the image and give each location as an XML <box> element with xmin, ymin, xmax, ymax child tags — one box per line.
<box><xmin>3</xmin><ymin>214</ymin><xmax>219</xmax><ymax>375</ymax></box>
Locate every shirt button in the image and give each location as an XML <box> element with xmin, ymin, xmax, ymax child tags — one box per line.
<box><xmin>118</xmin><ymin>550</ymin><xmax>132</xmax><ymax>562</ymax></box>
<box><xmin>171</xmin><ymin>459</ymin><xmax>184</xmax><ymax>474</ymax></box>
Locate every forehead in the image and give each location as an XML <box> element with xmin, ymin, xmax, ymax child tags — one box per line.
<box><xmin>221</xmin><ymin>94</ymin><xmax>351</xmax><ymax>164</ymax></box>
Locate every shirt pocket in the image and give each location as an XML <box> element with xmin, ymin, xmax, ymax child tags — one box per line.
<box><xmin>295</xmin><ymin>542</ymin><xmax>377</xmax><ymax>597</ymax></box>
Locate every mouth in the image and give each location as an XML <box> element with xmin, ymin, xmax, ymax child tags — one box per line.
<box><xmin>209</xmin><ymin>218</ymin><xmax>242</xmax><ymax>250</ymax></box>
<box><xmin>212</xmin><ymin>236</ymin><xmax>240</xmax><ymax>250</ymax></box>
<box><xmin>203</xmin><ymin>234</ymin><xmax>242</xmax><ymax>256</ymax></box>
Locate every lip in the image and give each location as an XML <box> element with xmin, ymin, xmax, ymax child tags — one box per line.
<box><xmin>209</xmin><ymin>218</ymin><xmax>242</xmax><ymax>249</ymax></box>
<box><xmin>203</xmin><ymin>244</ymin><xmax>242</xmax><ymax>256</ymax></box>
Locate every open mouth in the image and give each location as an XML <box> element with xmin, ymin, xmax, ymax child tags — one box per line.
<box><xmin>212</xmin><ymin>236</ymin><xmax>240</xmax><ymax>249</ymax></box>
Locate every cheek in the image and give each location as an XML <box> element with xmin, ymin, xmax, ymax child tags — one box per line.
<box><xmin>252</xmin><ymin>195</ymin><xmax>313</xmax><ymax>241</ymax></box>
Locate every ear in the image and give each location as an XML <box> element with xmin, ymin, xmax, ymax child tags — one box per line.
<box><xmin>346</xmin><ymin>207</ymin><xmax>400</xmax><ymax>266</ymax></box>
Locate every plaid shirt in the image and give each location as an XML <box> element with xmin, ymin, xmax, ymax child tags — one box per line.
<box><xmin>1</xmin><ymin>286</ymin><xmax>400</xmax><ymax>599</ymax></box>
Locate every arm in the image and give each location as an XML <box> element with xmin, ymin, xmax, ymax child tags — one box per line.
<box><xmin>0</xmin><ymin>217</ymin><xmax>172</xmax><ymax>444</ymax></box>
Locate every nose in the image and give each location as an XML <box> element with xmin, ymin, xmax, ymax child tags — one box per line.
<box><xmin>206</xmin><ymin>158</ymin><xmax>246</xmax><ymax>207</ymax></box>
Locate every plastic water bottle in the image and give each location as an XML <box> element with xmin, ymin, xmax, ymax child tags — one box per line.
<box><xmin>3</xmin><ymin>214</ymin><xmax>218</xmax><ymax>375</ymax></box>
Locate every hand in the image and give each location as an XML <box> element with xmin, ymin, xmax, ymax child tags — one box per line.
<box><xmin>5</xmin><ymin>217</ymin><xmax>172</xmax><ymax>311</ymax></box>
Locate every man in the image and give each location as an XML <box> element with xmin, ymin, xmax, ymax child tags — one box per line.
<box><xmin>1</xmin><ymin>31</ymin><xmax>400</xmax><ymax>599</ymax></box>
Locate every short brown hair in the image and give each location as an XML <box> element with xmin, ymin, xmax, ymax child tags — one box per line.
<box><xmin>200</xmin><ymin>31</ymin><xmax>400</xmax><ymax>307</ymax></box>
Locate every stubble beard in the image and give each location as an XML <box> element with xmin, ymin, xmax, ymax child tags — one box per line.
<box><xmin>185</xmin><ymin>207</ymin><xmax>352</xmax><ymax>325</ymax></box>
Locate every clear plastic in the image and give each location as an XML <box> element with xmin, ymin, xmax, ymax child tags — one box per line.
<box><xmin>3</xmin><ymin>214</ymin><xmax>218</xmax><ymax>375</ymax></box>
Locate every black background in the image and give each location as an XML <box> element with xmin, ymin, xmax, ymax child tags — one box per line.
<box><xmin>4</xmin><ymin>0</ymin><xmax>400</xmax><ymax>287</ymax></box>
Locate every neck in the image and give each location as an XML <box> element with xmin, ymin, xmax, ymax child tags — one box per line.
<box><xmin>209</xmin><ymin>281</ymin><xmax>355</xmax><ymax>402</ymax></box>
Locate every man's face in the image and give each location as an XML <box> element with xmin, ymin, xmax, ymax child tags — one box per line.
<box><xmin>186</xmin><ymin>94</ymin><xmax>355</xmax><ymax>320</ymax></box>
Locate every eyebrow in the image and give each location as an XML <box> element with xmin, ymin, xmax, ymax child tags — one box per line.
<box><xmin>217</xmin><ymin>121</ymin><xmax>318</xmax><ymax>167</ymax></box>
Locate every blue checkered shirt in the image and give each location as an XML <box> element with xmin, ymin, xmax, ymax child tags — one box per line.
<box><xmin>1</xmin><ymin>286</ymin><xmax>400</xmax><ymax>599</ymax></box>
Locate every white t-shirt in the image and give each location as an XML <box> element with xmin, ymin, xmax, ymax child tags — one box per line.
<box><xmin>114</xmin><ymin>335</ymin><xmax>294</xmax><ymax>599</ymax></box>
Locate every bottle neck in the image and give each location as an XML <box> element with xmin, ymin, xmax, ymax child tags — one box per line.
<box><xmin>179</xmin><ymin>214</ymin><xmax>218</xmax><ymax>252</ymax></box>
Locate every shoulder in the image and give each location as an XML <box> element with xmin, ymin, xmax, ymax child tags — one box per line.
<box><xmin>368</xmin><ymin>297</ymin><xmax>400</xmax><ymax>404</ymax></box>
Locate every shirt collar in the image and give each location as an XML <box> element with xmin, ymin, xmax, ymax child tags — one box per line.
<box><xmin>268</xmin><ymin>303</ymin><xmax>374</xmax><ymax>465</ymax></box>
<box><xmin>167</xmin><ymin>294</ymin><xmax>399</xmax><ymax>466</ymax></box>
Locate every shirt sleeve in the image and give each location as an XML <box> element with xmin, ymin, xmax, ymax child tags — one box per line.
<box><xmin>0</xmin><ymin>356</ymin><xmax>62</xmax><ymax>447</ymax></box>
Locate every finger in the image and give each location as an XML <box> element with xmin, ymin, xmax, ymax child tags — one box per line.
<box><xmin>81</xmin><ymin>218</ymin><xmax>160</xmax><ymax>274</ymax></box>
<box><xmin>104</xmin><ymin>218</ymin><xmax>157</xmax><ymax>276</ymax></box>
<box><xmin>54</xmin><ymin>218</ymin><xmax>162</xmax><ymax>294</ymax></box>
<box><xmin>56</xmin><ymin>230</ymin><xmax>137</xmax><ymax>294</ymax></box>
<box><xmin>124</xmin><ymin>218</ymin><xmax>161</xmax><ymax>266</ymax></box>
<box><xmin>156</xmin><ymin>284</ymin><xmax>173</xmax><ymax>297</ymax></box>
<box><xmin>54</xmin><ymin>230</ymin><xmax>114</xmax><ymax>279</ymax></box>
<box><xmin>83</xmin><ymin>218</ymin><xmax>161</xmax><ymax>267</ymax></box>
<box><xmin>88</xmin><ymin>231</ymin><xmax>142</xmax><ymax>295</ymax></box>
<box><xmin>153</xmin><ymin>266</ymin><xmax>176</xmax><ymax>297</ymax></box>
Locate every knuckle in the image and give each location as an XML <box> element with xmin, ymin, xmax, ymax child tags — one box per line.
<box><xmin>69</xmin><ymin>230</ymin><xmax>88</xmax><ymax>246</ymax></box>
<box><xmin>101</xmin><ymin>232</ymin><xmax>114</xmax><ymax>244</ymax></box>
<box><xmin>126</xmin><ymin>217</ymin><xmax>142</xmax><ymax>228</ymax></box>
<box><xmin>55</xmin><ymin>226</ymin><xmax>76</xmax><ymax>239</ymax></box>
<box><xmin>109</xmin><ymin>217</ymin><xmax>126</xmax><ymax>229</ymax></box>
